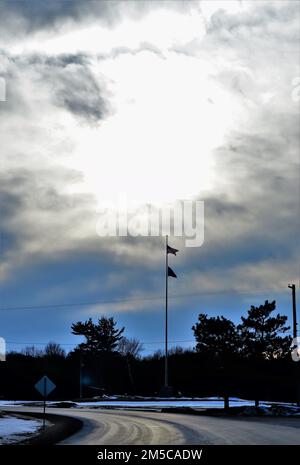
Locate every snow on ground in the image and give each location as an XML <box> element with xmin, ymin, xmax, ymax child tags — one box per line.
<box><xmin>0</xmin><ymin>400</ymin><xmax>35</xmax><ymax>407</ymax></box>
<box><xmin>0</xmin><ymin>416</ymin><xmax>42</xmax><ymax>444</ymax></box>
<box><xmin>1</xmin><ymin>397</ymin><xmax>253</xmax><ymax>408</ymax></box>
<box><xmin>75</xmin><ymin>398</ymin><xmax>257</xmax><ymax>408</ymax></box>
<box><xmin>1</xmin><ymin>397</ymin><xmax>299</xmax><ymax>415</ymax></box>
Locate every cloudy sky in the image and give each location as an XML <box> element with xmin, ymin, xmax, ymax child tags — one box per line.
<box><xmin>0</xmin><ymin>0</ymin><xmax>299</xmax><ymax>354</ymax></box>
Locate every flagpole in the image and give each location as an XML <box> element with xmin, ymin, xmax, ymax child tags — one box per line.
<box><xmin>165</xmin><ymin>234</ymin><xmax>168</xmax><ymax>388</ymax></box>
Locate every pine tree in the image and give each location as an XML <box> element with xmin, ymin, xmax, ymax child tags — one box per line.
<box><xmin>238</xmin><ymin>300</ymin><xmax>291</xmax><ymax>359</ymax></box>
<box><xmin>192</xmin><ymin>313</ymin><xmax>239</xmax><ymax>359</ymax></box>
<box><xmin>71</xmin><ymin>316</ymin><xmax>125</xmax><ymax>354</ymax></box>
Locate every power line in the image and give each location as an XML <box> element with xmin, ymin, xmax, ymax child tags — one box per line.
<box><xmin>0</xmin><ymin>287</ymin><xmax>287</xmax><ymax>312</ymax></box>
<box><xmin>0</xmin><ymin>294</ymin><xmax>164</xmax><ymax>311</ymax></box>
<box><xmin>5</xmin><ymin>338</ymin><xmax>195</xmax><ymax>347</ymax></box>
<box><xmin>5</xmin><ymin>331</ymin><xmax>296</xmax><ymax>348</ymax></box>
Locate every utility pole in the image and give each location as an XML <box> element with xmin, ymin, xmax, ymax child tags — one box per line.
<box><xmin>288</xmin><ymin>284</ymin><xmax>300</xmax><ymax>406</ymax></box>
<box><xmin>288</xmin><ymin>284</ymin><xmax>297</xmax><ymax>339</ymax></box>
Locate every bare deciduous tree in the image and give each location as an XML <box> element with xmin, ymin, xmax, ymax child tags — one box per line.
<box><xmin>22</xmin><ymin>345</ymin><xmax>43</xmax><ymax>358</ymax></box>
<box><xmin>118</xmin><ymin>337</ymin><xmax>143</xmax><ymax>358</ymax></box>
<box><xmin>44</xmin><ymin>341</ymin><xmax>66</xmax><ymax>358</ymax></box>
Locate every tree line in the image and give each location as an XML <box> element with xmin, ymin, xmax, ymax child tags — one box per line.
<box><xmin>0</xmin><ymin>300</ymin><xmax>296</xmax><ymax>402</ymax></box>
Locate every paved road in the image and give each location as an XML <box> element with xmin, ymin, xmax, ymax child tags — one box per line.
<box><xmin>5</xmin><ymin>407</ymin><xmax>300</xmax><ymax>445</ymax></box>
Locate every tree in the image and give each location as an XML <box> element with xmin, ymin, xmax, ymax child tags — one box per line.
<box><xmin>238</xmin><ymin>300</ymin><xmax>291</xmax><ymax>359</ymax></box>
<box><xmin>118</xmin><ymin>337</ymin><xmax>143</xmax><ymax>358</ymax></box>
<box><xmin>44</xmin><ymin>342</ymin><xmax>66</xmax><ymax>359</ymax></box>
<box><xmin>168</xmin><ymin>346</ymin><xmax>186</xmax><ymax>356</ymax></box>
<box><xmin>22</xmin><ymin>345</ymin><xmax>43</xmax><ymax>358</ymax></box>
<box><xmin>118</xmin><ymin>337</ymin><xmax>143</xmax><ymax>393</ymax></box>
<box><xmin>71</xmin><ymin>316</ymin><xmax>125</xmax><ymax>354</ymax></box>
<box><xmin>192</xmin><ymin>314</ymin><xmax>239</xmax><ymax>359</ymax></box>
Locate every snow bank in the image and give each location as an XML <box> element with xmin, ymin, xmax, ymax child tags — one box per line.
<box><xmin>0</xmin><ymin>416</ymin><xmax>42</xmax><ymax>444</ymax></box>
<box><xmin>0</xmin><ymin>400</ymin><xmax>36</xmax><ymax>406</ymax></box>
<box><xmin>1</xmin><ymin>397</ymin><xmax>299</xmax><ymax>415</ymax></box>
<box><xmin>75</xmin><ymin>397</ymin><xmax>256</xmax><ymax>408</ymax></box>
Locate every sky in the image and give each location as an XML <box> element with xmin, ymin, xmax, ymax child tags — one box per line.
<box><xmin>0</xmin><ymin>0</ymin><xmax>299</xmax><ymax>355</ymax></box>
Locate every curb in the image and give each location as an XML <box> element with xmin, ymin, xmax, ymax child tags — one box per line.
<box><xmin>2</xmin><ymin>411</ymin><xmax>83</xmax><ymax>445</ymax></box>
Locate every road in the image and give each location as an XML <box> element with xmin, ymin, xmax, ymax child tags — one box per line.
<box><xmin>4</xmin><ymin>407</ymin><xmax>300</xmax><ymax>445</ymax></box>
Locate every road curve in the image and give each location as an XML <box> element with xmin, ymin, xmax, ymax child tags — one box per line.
<box><xmin>5</xmin><ymin>407</ymin><xmax>300</xmax><ymax>445</ymax></box>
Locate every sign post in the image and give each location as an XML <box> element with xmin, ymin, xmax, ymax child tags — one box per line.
<box><xmin>34</xmin><ymin>375</ymin><xmax>56</xmax><ymax>428</ymax></box>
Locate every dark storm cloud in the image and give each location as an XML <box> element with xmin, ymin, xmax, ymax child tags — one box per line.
<box><xmin>0</xmin><ymin>163</ymin><xmax>101</xmax><ymax>281</ymax></box>
<box><xmin>0</xmin><ymin>51</ymin><xmax>109</xmax><ymax>123</ymax></box>
<box><xmin>191</xmin><ymin>113</ymin><xmax>300</xmax><ymax>272</ymax></box>
<box><xmin>0</xmin><ymin>167</ymin><xmax>83</xmax><ymax>243</ymax></box>
<box><xmin>0</xmin><ymin>0</ymin><xmax>120</xmax><ymax>36</ymax></box>
<box><xmin>0</xmin><ymin>167</ymin><xmax>82</xmax><ymax>210</ymax></box>
<box><xmin>0</xmin><ymin>182</ymin><xmax>23</xmax><ymax>252</ymax></box>
<box><xmin>0</xmin><ymin>0</ymin><xmax>196</xmax><ymax>41</ymax></box>
<box><xmin>46</xmin><ymin>60</ymin><xmax>108</xmax><ymax>122</ymax></box>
